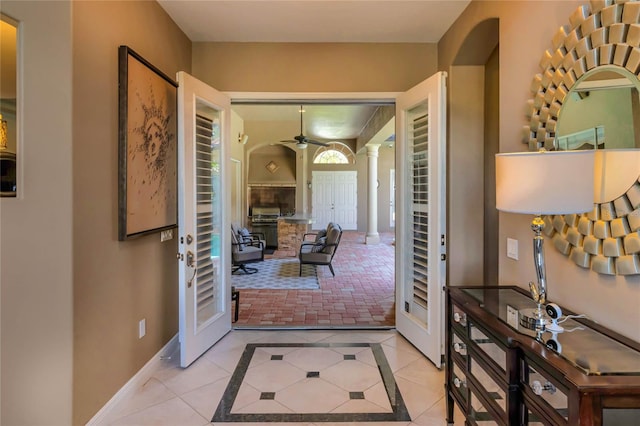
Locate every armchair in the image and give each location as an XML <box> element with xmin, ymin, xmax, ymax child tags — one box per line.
<box><xmin>298</xmin><ymin>222</ymin><xmax>342</xmax><ymax>277</ymax></box>
<box><xmin>231</xmin><ymin>223</ymin><xmax>265</xmax><ymax>249</ymax></box>
<box><xmin>231</xmin><ymin>225</ymin><xmax>264</xmax><ymax>275</ymax></box>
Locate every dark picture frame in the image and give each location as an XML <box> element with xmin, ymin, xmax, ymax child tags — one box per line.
<box><xmin>118</xmin><ymin>46</ymin><xmax>178</xmax><ymax>240</ymax></box>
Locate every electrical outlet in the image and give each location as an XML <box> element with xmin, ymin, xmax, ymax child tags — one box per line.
<box><xmin>506</xmin><ymin>305</ymin><xmax>519</xmax><ymax>329</ymax></box>
<box><xmin>138</xmin><ymin>319</ymin><xmax>146</xmax><ymax>339</ymax></box>
<box><xmin>507</xmin><ymin>238</ymin><xmax>519</xmax><ymax>260</ymax></box>
<box><xmin>160</xmin><ymin>229</ymin><xmax>173</xmax><ymax>242</ymax></box>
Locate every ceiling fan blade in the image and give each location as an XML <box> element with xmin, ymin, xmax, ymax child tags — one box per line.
<box><xmin>280</xmin><ymin>139</ymin><xmax>298</xmax><ymax>143</ymax></box>
<box><xmin>307</xmin><ymin>139</ymin><xmax>329</xmax><ymax>147</ymax></box>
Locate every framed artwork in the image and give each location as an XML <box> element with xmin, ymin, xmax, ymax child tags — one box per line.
<box><xmin>118</xmin><ymin>46</ymin><xmax>178</xmax><ymax>240</ymax></box>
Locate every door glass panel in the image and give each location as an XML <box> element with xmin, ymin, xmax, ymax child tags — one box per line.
<box><xmin>1</xmin><ymin>16</ymin><xmax>18</xmax><ymax>197</ymax></box>
<box><xmin>194</xmin><ymin>103</ymin><xmax>222</xmax><ymax>328</ymax></box>
<box><xmin>407</xmin><ymin>103</ymin><xmax>429</xmax><ymax>324</ymax></box>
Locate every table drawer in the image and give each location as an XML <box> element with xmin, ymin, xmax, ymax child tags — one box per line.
<box><xmin>521</xmin><ymin>358</ymin><xmax>569</xmax><ymax>425</ymax></box>
<box><xmin>450</xmin><ymin>361</ymin><xmax>469</xmax><ymax>407</ymax></box>
<box><xmin>469</xmin><ymin>319</ymin><xmax>507</xmax><ymax>374</ymax></box>
<box><xmin>469</xmin><ymin>385</ymin><xmax>506</xmax><ymax>425</ymax></box>
<box><xmin>470</xmin><ymin>356</ymin><xmax>507</xmax><ymax>417</ymax></box>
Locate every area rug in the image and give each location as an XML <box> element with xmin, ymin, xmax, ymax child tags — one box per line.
<box><xmin>232</xmin><ymin>258</ymin><xmax>319</xmax><ymax>290</ymax></box>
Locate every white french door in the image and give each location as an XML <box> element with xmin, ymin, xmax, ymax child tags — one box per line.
<box><xmin>177</xmin><ymin>71</ymin><xmax>231</xmax><ymax>367</ymax></box>
<box><xmin>311</xmin><ymin>171</ymin><xmax>357</xmax><ymax>230</ymax></box>
<box><xmin>311</xmin><ymin>171</ymin><xmax>334</xmax><ymax>229</ymax></box>
<box><xmin>395</xmin><ymin>72</ymin><xmax>447</xmax><ymax>367</ymax></box>
<box><xmin>390</xmin><ymin>169</ymin><xmax>395</xmax><ymax>228</ymax></box>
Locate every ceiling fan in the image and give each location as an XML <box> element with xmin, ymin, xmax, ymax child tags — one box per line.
<box><xmin>280</xmin><ymin>106</ymin><xmax>329</xmax><ymax>149</ymax></box>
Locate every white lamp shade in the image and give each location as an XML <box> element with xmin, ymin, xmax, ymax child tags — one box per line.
<box><xmin>496</xmin><ymin>150</ymin><xmax>595</xmax><ymax>215</ymax></box>
<box><xmin>594</xmin><ymin>149</ymin><xmax>640</xmax><ymax>203</ymax></box>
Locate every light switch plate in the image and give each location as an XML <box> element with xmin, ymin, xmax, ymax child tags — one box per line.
<box><xmin>507</xmin><ymin>238</ymin><xmax>518</xmax><ymax>260</ymax></box>
<box><xmin>507</xmin><ymin>305</ymin><xmax>519</xmax><ymax>329</ymax></box>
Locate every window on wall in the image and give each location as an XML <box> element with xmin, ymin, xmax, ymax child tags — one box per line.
<box><xmin>0</xmin><ymin>15</ymin><xmax>18</xmax><ymax>197</ymax></box>
<box><xmin>313</xmin><ymin>142</ymin><xmax>355</xmax><ymax>164</ymax></box>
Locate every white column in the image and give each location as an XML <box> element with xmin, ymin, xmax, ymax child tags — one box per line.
<box><xmin>365</xmin><ymin>144</ymin><xmax>381</xmax><ymax>244</ymax></box>
<box><xmin>296</xmin><ymin>147</ymin><xmax>308</xmax><ymax>214</ymax></box>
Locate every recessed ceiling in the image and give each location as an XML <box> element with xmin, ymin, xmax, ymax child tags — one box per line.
<box><xmin>158</xmin><ymin>0</ymin><xmax>471</xmax><ymax>43</ymax></box>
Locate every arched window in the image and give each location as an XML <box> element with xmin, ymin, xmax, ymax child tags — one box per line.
<box><xmin>313</xmin><ymin>142</ymin><xmax>355</xmax><ymax>164</ymax></box>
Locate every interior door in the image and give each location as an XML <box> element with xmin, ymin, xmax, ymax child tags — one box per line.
<box><xmin>312</xmin><ymin>171</ymin><xmax>358</xmax><ymax>230</ymax></box>
<box><xmin>395</xmin><ymin>72</ymin><xmax>447</xmax><ymax>367</ymax></box>
<box><xmin>311</xmin><ymin>171</ymin><xmax>334</xmax><ymax>230</ymax></box>
<box><xmin>333</xmin><ymin>171</ymin><xmax>358</xmax><ymax>230</ymax></box>
<box><xmin>177</xmin><ymin>71</ymin><xmax>231</xmax><ymax>367</ymax></box>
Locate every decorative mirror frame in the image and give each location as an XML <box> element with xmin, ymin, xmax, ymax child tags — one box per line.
<box><xmin>525</xmin><ymin>0</ymin><xmax>640</xmax><ymax>275</ymax></box>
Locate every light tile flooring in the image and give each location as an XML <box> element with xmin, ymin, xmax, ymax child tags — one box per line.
<box><xmin>99</xmin><ymin>330</ymin><xmax>464</xmax><ymax>425</ymax></box>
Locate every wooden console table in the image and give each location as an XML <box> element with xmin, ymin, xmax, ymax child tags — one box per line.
<box><xmin>446</xmin><ymin>286</ymin><xmax>640</xmax><ymax>425</ymax></box>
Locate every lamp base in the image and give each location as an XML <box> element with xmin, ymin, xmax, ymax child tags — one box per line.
<box><xmin>519</xmin><ymin>308</ymin><xmax>547</xmax><ymax>331</ymax></box>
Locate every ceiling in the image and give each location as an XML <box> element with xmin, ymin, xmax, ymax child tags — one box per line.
<box><xmin>233</xmin><ymin>103</ymin><xmax>385</xmax><ymax>142</ymax></box>
<box><xmin>157</xmin><ymin>1</ymin><xmax>471</xmax><ymax>43</ymax></box>
<box><xmin>161</xmin><ymin>1</ymin><xmax>471</xmax><ymax>146</ymax></box>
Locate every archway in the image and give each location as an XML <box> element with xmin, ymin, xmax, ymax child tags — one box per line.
<box><xmin>447</xmin><ymin>18</ymin><xmax>500</xmax><ymax>285</ymax></box>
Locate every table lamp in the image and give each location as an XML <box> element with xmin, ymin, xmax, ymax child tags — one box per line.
<box><xmin>496</xmin><ymin>149</ymin><xmax>595</xmax><ymax>331</ymax></box>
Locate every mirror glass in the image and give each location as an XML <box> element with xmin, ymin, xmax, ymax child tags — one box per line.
<box><xmin>555</xmin><ymin>66</ymin><xmax>640</xmax><ymax>203</ymax></box>
<box><xmin>555</xmin><ymin>66</ymin><xmax>640</xmax><ymax>151</ymax></box>
<box><xmin>0</xmin><ymin>15</ymin><xmax>17</xmax><ymax>197</ymax></box>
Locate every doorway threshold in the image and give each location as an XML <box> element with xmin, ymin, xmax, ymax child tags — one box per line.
<box><xmin>233</xmin><ymin>325</ymin><xmax>396</xmax><ymax>331</ymax></box>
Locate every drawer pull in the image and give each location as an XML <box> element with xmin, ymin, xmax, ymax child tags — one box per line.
<box><xmin>453</xmin><ymin>342</ymin><xmax>467</xmax><ymax>355</ymax></box>
<box><xmin>531</xmin><ymin>380</ymin><xmax>556</xmax><ymax>396</ymax></box>
<box><xmin>453</xmin><ymin>377</ymin><xmax>466</xmax><ymax>388</ymax></box>
<box><xmin>453</xmin><ymin>312</ymin><xmax>467</xmax><ymax>326</ymax></box>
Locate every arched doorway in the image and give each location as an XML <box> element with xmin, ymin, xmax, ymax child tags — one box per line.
<box><xmin>447</xmin><ymin>18</ymin><xmax>500</xmax><ymax>286</ymax></box>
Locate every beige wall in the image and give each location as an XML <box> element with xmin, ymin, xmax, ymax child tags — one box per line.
<box><xmin>448</xmin><ymin>65</ymin><xmax>485</xmax><ymax>287</ymax></box>
<box><xmin>440</xmin><ymin>0</ymin><xmax>640</xmax><ymax>341</ymax></box>
<box><xmin>193</xmin><ymin>42</ymin><xmax>438</xmax><ymax>92</ymax></box>
<box><xmin>230</xmin><ymin>110</ymin><xmax>246</xmax><ymax>224</ymax></box>
<box><xmin>201</xmin><ymin>42</ymin><xmax>436</xmax><ymax>233</ymax></box>
<box><xmin>483</xmin><ymin>46</ymin><xmax>500</xmax><ymax>285</ymax></box>
<box><xmin>0</xmin><ymin>2</ymin><xmax>73</xmax><ymax>424</ymax></box>
<box><xmin>72</xmin><ymin>1</ymin><xmax>190</xmax><ymax>424</ymax></box>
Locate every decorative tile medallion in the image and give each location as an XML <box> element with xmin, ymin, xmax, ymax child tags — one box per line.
<box><xmin>211</xmin><ymin>342</ymin><xmax>411</xmax><ymax>423</ymax></box>
<box><xmin>265</xmin><ymin>160</ymin><xmax>279</xmax><ymax>174</ymax></box>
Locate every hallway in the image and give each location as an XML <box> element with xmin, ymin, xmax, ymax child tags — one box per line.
<box><xmin>96</xmin><ymin>329</ymin><xmax>463</xmax><ymax>425</ymax></box>
<box><xmin>235</xmin><ymin>232</ymin><xmax>396</xmax><ymax>327</ymax></box>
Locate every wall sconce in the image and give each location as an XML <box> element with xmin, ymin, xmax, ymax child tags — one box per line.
<box><xmin>238</xmin><ymin>133</ymin><xmax>249</xmax><ymax>145</ymax></box>
<box><xmin>307</xmin><ymin>181</ymin><xmax>312</xmax><ymax>189</ymax></box>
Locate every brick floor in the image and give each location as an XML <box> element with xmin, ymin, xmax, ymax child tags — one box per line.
<box><xmin>234</xmin><ymin>231</ymin><xmax>395</xmax><ymax>327</ymax></box>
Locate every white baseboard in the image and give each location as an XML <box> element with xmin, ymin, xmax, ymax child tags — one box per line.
<box><xmin>86</xmin><ymin>334</ymin><xmax>179</xmax><ymax>425</ymax></box>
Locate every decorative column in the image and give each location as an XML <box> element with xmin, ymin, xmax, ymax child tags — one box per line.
<box><xmin>365</xmin><ymin>144</ymin><xmax>381</xmax><ymax>244</ymax></box>
<box><xmin>296</xmin><ymin>147</ymin><xmax>308</xmax><ymax>214</ymax></box>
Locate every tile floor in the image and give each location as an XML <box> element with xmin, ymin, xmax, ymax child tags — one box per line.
<box><xmin>98</xmin><ymin>329</ymin><xmax>464</xmax><ymax>425</ymax></box>
<box><xmin>235</xmin><ymin>232</ymin><xmax>396</xmax><ymax>327</ymax></box>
